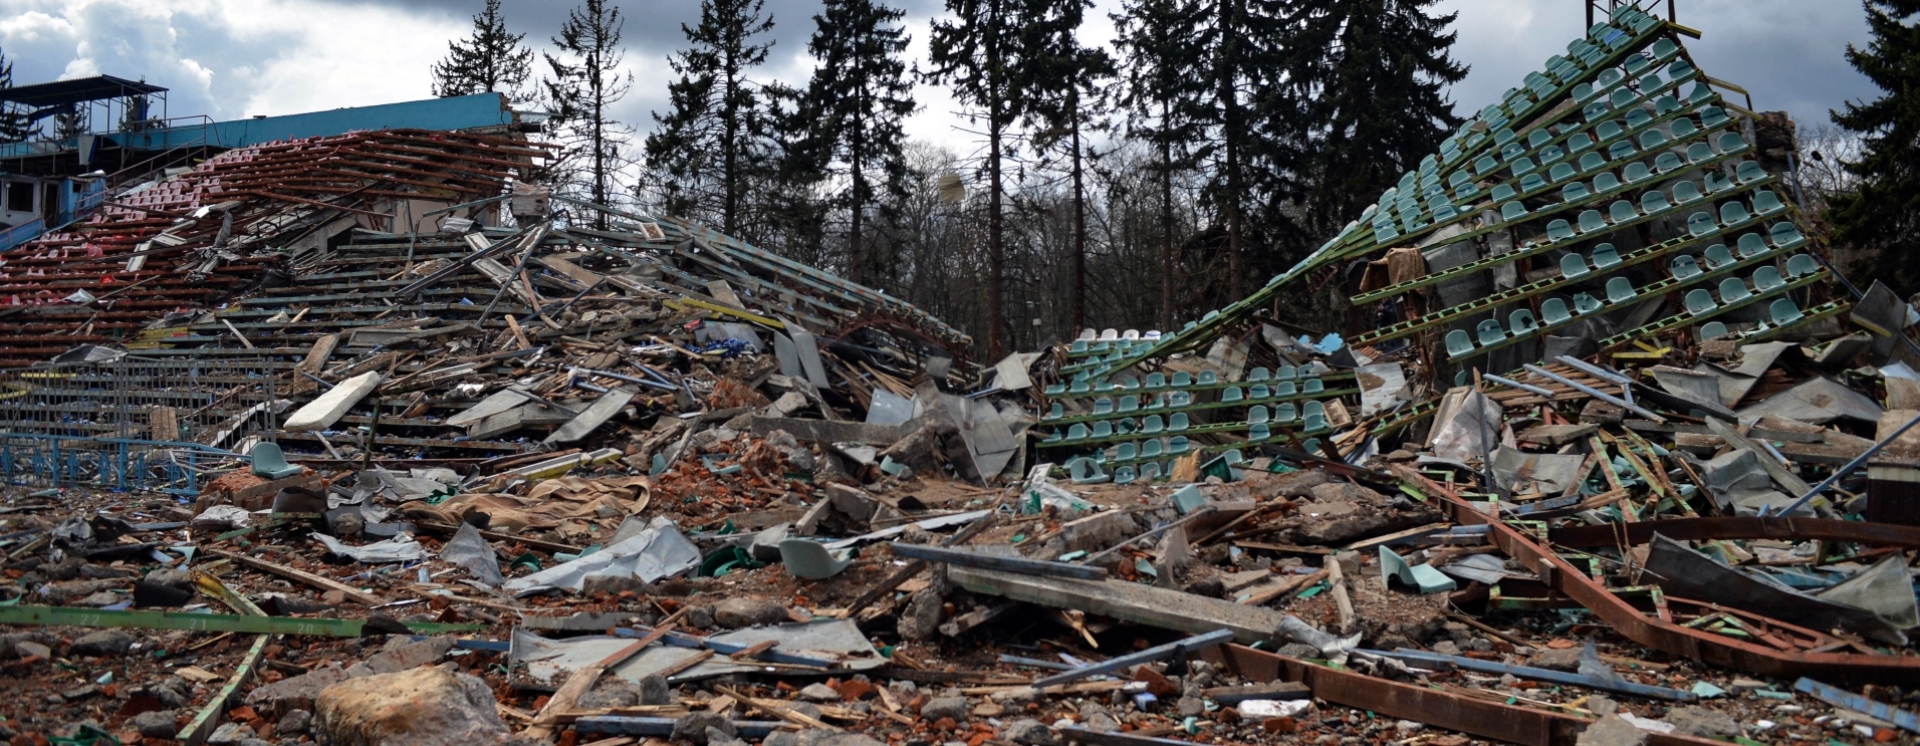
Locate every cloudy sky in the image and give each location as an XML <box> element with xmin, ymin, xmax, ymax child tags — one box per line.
<box><xmin>0</xmin><ymin>0</ymin><xmax>1883</xmax><ymax>154</ymax></box>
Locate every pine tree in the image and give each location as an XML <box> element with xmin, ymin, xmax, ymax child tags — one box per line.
<box><xmin>50</xmin><ymin>108</ymin><xmax>87</xmax><ymax>142</ymax></box>
<box><xmin>0</xmin><ymin>47</ymin><xmax>29</xmax><ymax>144</ymax></box>
<box><xmin>1828</xmin><ymin>0</ymin><xmax>1920</xmax><ymax>292</ymax></box>
<box><xmin>1113</xmin><ymin>0</ymin><xmax>1207</xmax><ymax>328</ymax></box>
<box><xmin>1273</xmin><ymin>0</ymin><xmax>1466</xmax><ymax>263</ymax></box>
<box><xmin>792</xmin><ymin>0</ymin><xmax>916</xmax><ymax>285</ymax></box>
<box><xmin>1023</xmin><ymin>0</ymin><xmax>1115</xmax><ymax>331</ymax></box>
<box><xmin>928</xmin><ymin>0</ymin><xmax>1050</xmax><ymax>357</ymax></box>
<box><xmin>645</xmin><ymin>0</ymin><xmax>778</xmax><ymax>238</ymax></box>
<box><xmin>543</xmin><ymin>0</ymin><xmax>633</xmax><ymax>228</ymax></box>
<box><xmin>432</xmin><ymin>0</ymin><xmax>535</xmax><ymax>103</ymax></box>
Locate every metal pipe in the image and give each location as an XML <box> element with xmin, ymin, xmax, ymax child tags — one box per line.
<box><xmin>1775</xmin><ymin>410</ymin><xmax>1920</xmax><ymax>516</ymax></box>
<box><xmin>1522</xmin><ymin>364</ymin><xmax>1666</xmax><ymax>423</ymax></box>
<box><xmin>568</xmin><ymin>366</ymin><xmax>678</xmax><ymax>391</ymax></box>
<box><xmin>1482</xmin><ymin>373</ymin><xmax>1556</xmax><ymax>398</ymax></box>
<box><xmin>1554</xmin><ymin>356</ymin><xmax>1636</xmax><ymax>407</ymax></box>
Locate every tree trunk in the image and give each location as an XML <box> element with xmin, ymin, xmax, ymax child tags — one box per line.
<box><xmin>723</xmin><ymin>46</ymin><xmax>739</xmax><ymax>236</ymax></box>
<box><xmin>1160</xmin><ymin>100</ymin><xmax>1174</xmax><ymax>331</ymax></box>
<box><xmin>985</xmin><ymin>0</ymin><xmax>1007</xmax><ymax>359</ymax></box>
<box><xmin>1070</xmin><ymin>101</ymin><xmax>1087</xmax><ymax>334</ymax></box>
<box><xmin>1219</xmin><ymin>0</ymin><xmax>1243</xmax><ymax>302</ymax></box>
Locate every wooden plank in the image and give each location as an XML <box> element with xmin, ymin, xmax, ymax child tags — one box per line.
<box><xmin>289</xmin><ymin>333</ymin><xmax>339</xmax><ymax>394</ymax></box>
<box><xmin>546</xmin><ymin>387</ymin><xmax>637</xmax><ymax>444</ymax></box>
<box><xmin>948</xmin><ymin>566</ymin><xmax>1291</xmax><ymax>645</ymax></box>
<box><xmin>204</xmin><ymin>548</ymin><xmax>383</xmax><ymax>606</ymax></box>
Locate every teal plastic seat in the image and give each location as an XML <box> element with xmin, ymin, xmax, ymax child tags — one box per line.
<box><xmin>1171</xmin><ymin>371</ymin><xmax>1192</xmax><ymax>387</ymax></box>
<box><xmin>1167</xmin><ymin>436</ymin><xmax>1190</xmax><ymax>455</ymax></box>
<box><xmin>1569</xmin><ymin>133</ymin><xmax>1595</xmax><ymax>153</ymax></box>
<box><xmin>1670</xmin><ymin>254</ymin><xmax>1702</xmax><ymax>280</ymax></box>
<box><xmin>1093</xmin><ymin>397</ymin><xmax>1115</xmax><ymax>415</ymax></box>
<box><xmin>1274</xmin><ymin>380</ymin><xmax>1297</xmax><ymax>396</ymax></box>
<box><xmin>1145</xmin><ymin>372</ymin><xmax>1167</xmax><ymax>389</ymax></box>
<box><xmin>1736</xmin><ymin>233</ymin><xmax>1768</xmax><ymax>259</ymax></box>
<box><xmin>1519</xmin><ymin>173</ymin><xmax>1547</xmax><ymax>193</ymax></box>
<box><xmin>1753</xmin><ymin>266</ymin><xmax>1786</xmax><ymax>292</ymax></box>
<box><xmin>1606</xmin><ymin>276</ymin><xmax>1636</xmax><ymax>304</ymax></box>
<box><xmin>1549</xmin><ymin>162</ymin><xmax>1577</xmax><ymax>183</ymax></box>
<box><xmin>1689</xmin><ymin>212</ymin><xmax>1720</xmax><ymax>237</ymax></box>
<box><xmin>1655</xmin><ymin>94</ymin><xmax>1682</xmax><ymax>116</ymax></box>
<box><xmin>1754</xmin><ymin>191</ymin><xmax>1785</xmax><ymax>215</ymax></box>
<box><xmin>1542</xmin><ymin>297</ymin><xmax>1573</xmax><ymax>324</ymax></box>
<box><xmin>1575</xmin><ymin>293</ymin><xmax>1604</xmax><ymax>315</ymax></box>
<box><xmin>1221</xmin><ymin>387</ymin><xmax>1244</xmax><ymax>403</ymax></box>
<box><xmin>1671</xmin><ymin>118</ymin><xmax>1698</xmax><ymax>140</ymax></box>
<box><xmin>1141</xmin><ymin>414</ymin><xmax>1165</xmax><ymax>434</ymax></box>
<box><xmin>1701</xmin><ymin>321</ymin><xmax>1728</xmax><ymax>339</ymax></box>
<box><xmin>1578</xmin><ymin>210</ymin><xmax>1606</xmax><ymax>233</ymax></box>
<box><xmin>1198</xmin><ymin>371</ymin><xmax>1218</xmax><ymax>385</ymax></box>
<box><xmin>1304</xmin><ymin>400</ymin><xmax>1326</xmax><ymax>421</ymax></box>
<box><xmin>250</xmin><ymin>443</ymin><xmax>302</xmax><ymax>480</ymax></box>
<box><xmin>1770</xmin><ymin>298</ymin><xmax>1804</xmax><ymax>325</ymax></box>
<box><xmin>1139</xmin><ymin>462</ymin><xmax>1161</xmax><ymax>480</ymax></box>
<box><xmin>1720</xmin><ymin>201</ymin><xmax>1751</xmax><ymax>226</ymax></box>
<box><xmin>1065</xmin><ymin>423</ymin><xmax>1090</xmax><ymax>442</ymax></box>
<box><xmin>1275</xmin><ymin>403</ymin><xmax>1298</xmax><ymax>424</ymax></box>
<box><xmin>1045</xmin><ymin>402</ymin><xmax>1064</xmax><ymax>420</ymax></box>
<box><xmin>1302</xmin><ymin>414</ymin><xmax>1331</xmax><ymax>436</ymax></box>
<box><xmin>1609</xmin><ymin>199</ymin><xmax>1638</xmax><ymax>223</ymax></box>
<box><xmin>1687</xmin><ymin>142</ymin><xmax>1714</xmax><ymax>164</ymax></box>
<box><xmin>1091</xmin><ymin>421</ymin><xmax>1113</xmax><ymax>438</ymax></box>
<box><xmin>1118</xmin><ymin>395</ymin><xmax>1140</xmax><ymax>413</ymax></box>
<box><xmin>1718</xmin><ymin>277</ymin><xmax>1752</xmax><ymax>303</ymax></box>
<box><xmin>1563</xmin><ymin>182</ymin><xmax>1592</xmax><ymax>203</ymax></box>
<box><xmin>1736</xmin><ymin>161</ymin><xmax>1765</xmax><ymax>183</ymax></box>
<box><xmin>1248</xmin><ymin>405</ymin><xmax>1270</xmax><ymax>424</ymax></box>
<box><xmin>1248</xmin><ymin>367</ymin><xmax>1270</xmax><ymax>382</ymax></box>
<box><xmin>1168</xmin><ymin>391</ymin><xmax>1191</xmax><ymax>408</ymax></box>
<box><xmin>1069</xmin><ymin>457</ymin><xmax>1111</xmax><ymax>485</ymax></box>
<box><xmin>1302</xmin><ymin>378</ymin><xmax>1325</xmax><ymax>395</ymax></box>
<box><xmin>1594</xmin><ymin>172</ymin><xmax>1623</xmax><ymax>193</ymax></box>
<box><xmin>1380</xmin><ymin>546</ymin><xmax>1458</xmax><ymax>595</ymax></box>
<box><xmin>1560</xmin><ymin>253</ymin><xmax>1590</xmax><ymax>278</ymax></box>
<box><xmin>1250</xmin><ymin>384</ymin><xmax>1270</xmax><ymax>399</ymax></box>
<box><xmin>1115</xmin><ymin>442</ymin><xmax>1138</xmax><ymax>460</ymax></box>
<box><xmin>1591</xmin><ymin>243</ymin><xmax>1622</xmax><ymax>269</ymax></box>
<box><xmin>1639</xmin><ymin>129</ymin><xmax>1669</xmax><ymax>150</ymax></box>
<box><xmin>1771</xmin><ymin>222</ymin><xmax>1805</xmax><ymax>247</ymax></box>
<box><xmin>1716</xmin><ymin>132</ymin><xmax>1746</xmax><ymax>154</ymax></box>
<box><xmin>1579</xmin><ymin>151</ymin><xmax>1607</xmax><ymax>172</ymax></box>
<box><xmin>779</xmin><ymin>539</ymin><xmax>854</xmax><ymax>580</ymax></box>
<box><xmin>1705</xmin><ymin>171</ymin><xmax>1734</xmax><ymax>194</ymax></box>
<box><xmin>1673</xmin><ymin>181</ymin><xmax>1703</xmax><ymax>204</ymax></box>
<box><xmin>1685</xmin><ymin>289</ymin><xmax>1717</xmax><ymax>315</ymax></box>
<box><xmin>1702</xmin><ymin>106</ymin><xmax>1729</xmax><ymax>128</ymax></box>
<box><xmin>1596</xmin><ymin>121</ymin><xmax>1625</xmax><ymax>142</ymax></box>
<box><xmin>1510</xmin><ymin>308</ymin><xmax>1539</xmax><ymax>334</ymax></box>
<box><xmin>1113</xmin><ymin>466</ymin><xmax>1136</xmax><ymax>485</ymax></box>
<box><xmin>1169</xmin><ymin>412</ymin><xmax>1190</xmax><ymax>432</ymax></box>
<box><xmin>1501</xmin><ymin>202</ymin><xmax>1528</xmax><ymax>222</ymax></box>
<box><xmin>1610</xmin><ymin>87</ymin><xmax>1636</xmax><ymax>109</ymax></box>
<box><xmin>1142</xmin><ymin>440</ymin><xmax>1164</xmax><ymax>458</ymax></box>
<box><xmin>1786</xmin><ymin>254</ymin><xmax>1818</xmax><ymax>278</ymax></box>
<box><xmin>1574</xmin><ymin>82</ymin><xmax>1597</xmax><ymax>102</ymax></box>
<box><xmin>1704</xmin><ymin>243</ymin><xmax>1735</xmax><ymax>269</ymax></box>
<box><xmin>1476</xmin><ymin>319</ymin><xmax>1507</xmax><ymax>346</ymax></box>
<box><xmin>1546</xmin><ymin>219</ymin><xmax>1575</xmax><ymax>242</ymax></box>
<box><xmin>1623</xmin><ymin>162</ymin><xmax>1653</xmax><ymax>184</ymax></box>
<box><xmin>1655</xmin><ymin>152</ymin><xmax>1684</xmax><ymax>174</ymax></box>
<box><xmin>1609</xmin><ymin>140</ymin><xmax>1637</xmax><ymax>161</ymax></box>
<box><xmin>1248</xmin><ymin>423</ymin><xmax>1271</xmax><ymax>442</ymax></box>
<box><xmin>1474</xmin><ymin>155</ymin><xmax>1501</xmax><ymax>176</ymax></box>
<box><xmin>1276</xmin><ymin>364</ymin><xmax>1298</xmax><ymax>380</ymax></box>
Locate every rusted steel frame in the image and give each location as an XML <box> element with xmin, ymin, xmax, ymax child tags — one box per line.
<box><xmin>1430</xmin><ymin>491</ymin><xmax>1920</xmax><ymax>682</ymax></box>
<box><xmin>1200</xmin><ymin>644</ymin><xmax>1723</xmax><ymax>746</ymax></box>
<box><xmin>1550</xmin><ymin>516</ymin><xmax>1920</xmax><ymax>550</ymax></box>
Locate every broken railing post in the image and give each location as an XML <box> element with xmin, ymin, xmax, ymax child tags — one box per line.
<box><xmin>1031</xmin><ymin>629</ymin><xmax>1234</xmax><ymax>688</ymax></box>
<box><xmin>1775</xmin><ymin>409</ymin><xmax>1920</xmax><ymax>517</ymax></box>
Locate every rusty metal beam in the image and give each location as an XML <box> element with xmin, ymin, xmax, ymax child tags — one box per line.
<box><xmin>1200</xmin><ymin>644</ymin><xmax>1724</xmax><ymax>746</ymax></box>
<box><xmin>1550</xmin><ymin>516</ymin><xmax>1920</xmax><ymax>550</ymax></box>
<box><xmin>1418</xmin><ymin>480</ymin><xmax>1920</xmax><ymax>683</ymax></box>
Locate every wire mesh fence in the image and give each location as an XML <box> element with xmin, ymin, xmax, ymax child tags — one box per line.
<box><xmin>0</xmin><ymin>356</ymin><xmax>278</xmax><ymax>493</ymax></box>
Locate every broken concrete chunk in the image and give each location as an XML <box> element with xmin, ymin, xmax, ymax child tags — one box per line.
<box><xmin>314</xmin><ymin>667</ymin><xmax>511</xmax><ymax>746</ymax></box>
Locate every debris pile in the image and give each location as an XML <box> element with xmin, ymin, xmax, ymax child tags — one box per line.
<box><xmin>2</xmin><ymin>8</ymin><xmax>1919</xmax><ymax>746</ymax></box>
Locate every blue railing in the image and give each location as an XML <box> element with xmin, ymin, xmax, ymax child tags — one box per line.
<box><xmin>0</xmin><ymin>218</ymin><xmax>45</xmax><ymax>252</ymax></box>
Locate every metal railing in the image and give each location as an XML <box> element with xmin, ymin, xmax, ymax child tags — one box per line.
<box><xmin>0</xmin><ymin>357</ymin><xmax>277</xmax><ymax>493</ymax></box>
